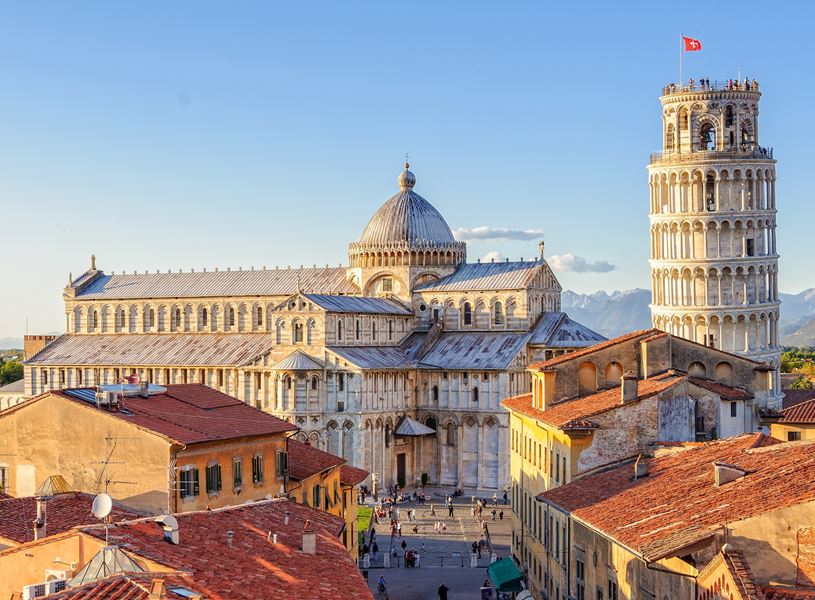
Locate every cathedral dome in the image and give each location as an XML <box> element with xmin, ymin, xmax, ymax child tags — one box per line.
<box><xmin>358</xmin><ymin>164</ymin><xmax>457</xmax><ymax>246</ymax></box>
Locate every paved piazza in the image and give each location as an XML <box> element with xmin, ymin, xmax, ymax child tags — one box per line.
<box><xmin>362</xmin><ymin>490</ymin><xmax>512</xmax><ymax>599</ymax></box>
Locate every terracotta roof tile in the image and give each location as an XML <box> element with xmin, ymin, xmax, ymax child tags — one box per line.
<box><xmin>40</xmin><ymin>385</ymin><xmax>298</xmax><ymax>445</ymax></box>
<box><xmin>0</xmin><ymin>493</ymin><xmax>139</xmax><ymax>545</ymax></box>
<box><xmin>689</xmin><ymin>377</ymin><xmax>754</xmax><ymax>401</ymax></box>
<box><xmin>80</xmin><ymin>499</ymin><xmax>373</xmax><ymax>600</ymax></box>
<box><xmin>501</xmin><ymin>372</ymin><xmax>683</xmax><ymax>429</ymax></box>
<box><xmin>763</xmin><ymin>587</ymin><xmax>815</xmax><ymax>600</ymax></box>
<box><xmin>780</xmin><ymin>397</ymin><xmax>815</xmax><ymax>424</ymax></box>
<box><xmin>538</xmin><ymin>434</ymin><xmax>815</xmax><ymax>561</ymax></box>
<box><xmin>44</xmin><ymin>574</ymin><xmax>202</xmax><ymax>599</ymax></box>
<box><xmin>287</xmin><ymin>439</ymin><xmax>346</xmax><ymax>481</ymax></box>
<box><xmin>528</xmin><ymin>329</ymin><xmax>659</xmax><ymax>369</ymax></box>
<box><xmin>340</xmin><ymin>465</ymin><xmax>369</xmax><ymax>486</ymax></box>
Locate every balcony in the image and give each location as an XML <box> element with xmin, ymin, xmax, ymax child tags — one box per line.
<box><xmin>650</xmin><ymin>147</ymin><xmax>773</xmax><ymax>166</ymax></box>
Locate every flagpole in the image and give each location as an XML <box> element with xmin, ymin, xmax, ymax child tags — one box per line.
<box><xmin>679</xmin><ymin>34</ymin><xmax>683</xmax><ymax>89</ymax></box>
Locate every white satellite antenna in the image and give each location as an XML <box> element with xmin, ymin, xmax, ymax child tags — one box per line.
<box><xmin>92</xmin><ymin>492</ymin><xmax>113</xmax><ymax>520</ymax></box>
<box><xmin>92</xmin><ymin>492</ymin><xmax>113</xmax><ymax>546</ymax></box>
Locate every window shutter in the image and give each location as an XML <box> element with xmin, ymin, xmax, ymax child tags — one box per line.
<box><xmin>179</xmin><ymin>470</ymin><xmax>187</xmax><ymax>498</ymax></box>
<box><xmin>216</xmin><ymin>464</ymin><xmax>222</xmax><ymax>491</ymax></box>
<box><xmin>193</xmin><ymin>469</ymin><xmax>200</xmax><ymax>496</ymax></box>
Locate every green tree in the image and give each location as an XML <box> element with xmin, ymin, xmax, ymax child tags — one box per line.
<box><xmin>0</xmin><ymin>360</ymin><xmax>23</xmax><ymax>386</ymax></box>
<box><xmin>791</xmin><ymin>375</ymin><xmax>815</xmax><ymax>390</ymax></box>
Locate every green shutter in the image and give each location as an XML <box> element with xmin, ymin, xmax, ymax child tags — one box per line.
<box><xmin>179</xmin><ymin>470</ymin><xmax>187</xmax><ymax>498</ymax></box>
<box><xmin>216</xmin><ymin>464</ymin><xmax>222</xmax><ymax>491</ymax></box>
<box><xmin>193</xmin><ymin>469</ymin><xmax>200</xmax><ymax>496</ymax></box>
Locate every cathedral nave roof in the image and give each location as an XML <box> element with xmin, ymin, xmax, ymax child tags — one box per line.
<box><xmin>417</xmin><ymin>331</ymin><xmax>528</xmax><ymax>371</ymax></box>
<box><xmin>528</xmin><ymin>311</ymin><xmax>607</xmax><ymax>348</ymax></box>
<box><xmin>72</xmin><ymin>266</ymin><xmax>357</xmax><ymax>300</ymax></box>
<box><xmin>413</xmin><ymin>260</ymin><xmax>543</xmax><ymax>292</ymax></box>
<box><xmin>301</xmin><ymin>293</ymin><xmax>412</xmax><ymax>315</ymax></box>
<box><xmin>25</xmin><ymin>333</ymin><xmax>273</xmax><ymax>366</ymax></box>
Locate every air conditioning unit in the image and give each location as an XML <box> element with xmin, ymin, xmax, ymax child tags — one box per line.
<box><xmin>44</xmin><ymin>569</ymin><xmax>71</xmax><ymax>582</ymax></box>
<box><xmin>22</xmin><ymin>580</ymin><xmax>65</xmax><ymax>600</ymax></box>
<box><xmin>95</xmin><ymin>391</ymin><xmax>118</xmax><ymax>406</ymax></box>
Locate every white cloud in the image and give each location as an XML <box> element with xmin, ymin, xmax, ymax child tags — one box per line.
<box><xmin>453</xmin><ymin>226</ymin><xmax>545</xmax><ymax>242</ymax></box>
<box><xmin>548</xmin><ymin>253</ymin><xmax>616</xmax><ymax>273</ymax></box>
<box><xmin>480</xmin><ymin>251</ymin><xmax>505</xmax><ymax>263</ymax></box>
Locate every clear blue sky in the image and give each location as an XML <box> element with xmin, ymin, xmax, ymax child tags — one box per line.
<box><xmin>1</xmin><ymin>1</ymin><xmax>813</xmax><ymax>340</ymax></box>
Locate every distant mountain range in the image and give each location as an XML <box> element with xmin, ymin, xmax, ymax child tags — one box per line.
<box><xmin>2</xmin><ymin>290</ymin><xmax>815</xmax><ymax>350</ymax></box>
<box><xmin>562</xmin><ymin>288</ymin><xmax>815</xmax><ymax>347</ymax></box>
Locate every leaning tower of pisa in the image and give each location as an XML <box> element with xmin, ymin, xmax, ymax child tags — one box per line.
<box><xmin>648</xmin><ymin>78</ymin><xmax>782</xmax><ymax>406</ymax></box>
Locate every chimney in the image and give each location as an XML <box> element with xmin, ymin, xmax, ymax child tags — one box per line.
<box><xmin>155</xmin><ymin>515</ymin><xmax>179</xmax><ymax>545</ymax></box>
<box><xmin>148</xmin><ymin>579</ymin><xmax>166</xmax><ymax>600</ymax></box>
<box><xmin>536</xmin><ymin>369</ymin><xmax>557</xmax><ymax>410</ymax></box>
<box><xmin>713</xmin><ymin>462</ymin><xmax>747</xmax><ymax>487</ymax></box>
<box><xmin>226</xmin><ymin>530</ymin><xmax>234</xmax><ymax>547</ymax></box>
<box><xmin>633</xmin><ymin>455</ymin><xmax>648</xmax><ymax>480</ymax></box>
<box><xmin>33</xmin><ymin>497</ymin><xmax>47</xmax><ymax>540</ymax></box>
<box><xmin>302</xmin><ymin>531</ymin><xmax>316</xmax><ymax>554</ymax></box>
<box><xmin>140</xmin><ymin>381</ymin><xmax>149</xmax><ymax>398</ymax></box>
<box><xmin>621</xmin><ymin>371</ymin><xmax>638</xmax><ymax>403</ymax></box>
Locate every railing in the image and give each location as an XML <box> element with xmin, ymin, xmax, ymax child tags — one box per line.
<box><xmin>662</xmin><ymin>79</ymin><xmax>759</xmax><ymax>95</ymax></box>
<box><xmin>650</xmin><ymin>147</ymin><xmax>773</xmax><ymax>164</ymax></box>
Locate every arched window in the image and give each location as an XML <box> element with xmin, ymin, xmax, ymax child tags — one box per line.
<box><xmin>118</xmin><ymin>309</ymin><xmax>125</xmax><ymax>329</ymax></box>
<box><xmin>432</xmin><ymin>385</ymin><xmax>439</xmax><ymax>401</ymax></box>
<box><xmin>700</xmin><ymin>122</ymin><xmax>716</xmax><ymax>151</ymax></box>
<box><xmin>372</xmin><ymin>321</ymin><xmax>377</xmax><ymax>341</ymax></box>
<box><xmin>425</xmin><ymin>416</ymin><xmax>437</xmax><ymax>431</ymax></box>
<box><xmin>463</xmin><ymin>302</ymin><xmax>472</xmax><ymax>326</ymax></box>
<box><xmin>174</xmin><ymin>308</ymin><xmax>181</xmax><ymax>330</ymax></box>
<box><xmin>337</xmin><ymin>319</ymin><xmax>343</xmax><ymax>341</ymax></box>
<box><xmin>148</xmin><ymin>309</ymin><xmax>156</xmax><ymax>329</ymax></box>
<box><xmin>311</xmin><ymin>376</ymin><xmax>319</xmax><ymax>390</ymax></box>
<box><xmin>604</xmin><ymin>362</ymin><xmax>623</xmax><ymax>387</ymax></box>
<box><xmin>666</xmin><ymin>123</ymin><xmax>675</xmax><ymax>151</ymax></box>
<box><xmin>446</xmin><ymin>422</ymin><xmax>455</xmax><ymax>446</ymax></box>
<box><xmin>294</xmin><ymin>322</ymin><xmax>304</xmax><ymax>343</ymax></box>
<box><xmin>384</xmin><ymin>424</ymin><xmax>391</xmax><ymax>448</ymax></box>
<box><xmin>91</xmin><ymin>310</ymin><xmax>99</xmax><ymax>330</ymax></box>
<box><xmin>306</xmin><ymin>320</ymin><xmax>314</xmax><ymax>345</ymax></box>
<box><xmin>688</xmin><ymin>361</ymin><xmax>707</xmax><ymax>377</ymax></box>
<box><xmin>228</xmin><ymin>307</ymin><xmax>235</xmax><ymax>327</ymax></box>
<box><xmin>494</xmin><ymin>302</ymin><xmax>504</xmax><ymax>325</ymax></box>
<box><xmin>472</xmin><ymin>388</ymin><xmax>479</xmax><ymax>402</ymax></box>
<box><xmin>202</xmin><ymin>308</ymin><xmax>208</xmax><ymax>328</ymax></box>
<box><xmin>578</xmin><ymin>362</ymin><xmax>597</xmax><ymax>395</ymax></box>
<box><xmin>284</xmin><ymin>376</ymin><xmax>292</xmax><ymax>389</ymax></box>
<box><xmin>256</xmin><ymin>306</ymin><xmax>263</xmax><ymax>327</ymax></box>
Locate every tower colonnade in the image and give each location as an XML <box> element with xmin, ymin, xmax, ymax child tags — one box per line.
<box><xmin>647</xmin><ymin>81</ymin><xmax>782</xmax><ymax>405</ymax></box>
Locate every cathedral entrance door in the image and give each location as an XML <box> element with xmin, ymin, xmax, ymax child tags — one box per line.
<box><xmin>396</xmin><ymin>453</ymin><xmax>406</xmax><ymax>488</ymax></box>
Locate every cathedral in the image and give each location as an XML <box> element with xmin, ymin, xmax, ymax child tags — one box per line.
<box><xmin>23</xmin><ymin>164</ymin><xmax>604</xmax><ymax>490</ymax></box>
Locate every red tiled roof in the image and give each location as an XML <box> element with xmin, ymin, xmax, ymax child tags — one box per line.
<box><xmin>689</xmin><ymin>377</ymin><xmax>754</xmax><ymax>401</ymax></box>
<box><xmin>0</xmin><ymin>492</ymin><xmax>11</xmax><ymax>500</ymax></box>
<box><xmin>340</xmin><ymin>465</ymin><xmax>369</xmax><ymax>486</ymax></box>
<box><xmin>501</xmin><ymin>372</ymin><xmax>684</xmax><ymax>429</ymax></box>
<box><xmin>80</xmin><ymin>499</ymin><xmax>373</xmax><ymax>600</ymax></box>
<box><xmin>43</xmin><ymin>385</ymin><xmax>298</xmax><ymax>445</ymax></box>
<box><xmin>538</xmin><ymin>434</ymin><xmax>815</xmax><ymax>561</ymax></box>
<box><xmin>528</xmin><ymin>329</ymin><xmax>658</xmax><ymax>369</ymax></box>
<box><xmin>784</xmin><ymin>389</ymin><xmax>815</xmax><ymax>410</ymax></box>
<box><xmin>763</xmin><ymin>588</ymin><xmax>815</xmax><ymax>600</ymax></box>
<box><xmin>0</xmin><ymin>492</ymin><xmax>139</xmax><ymax>545</ymax></box>
<box><xmin>287</xmin><ymin>439</ymin><xmax>345</xmax><ymax>481</ymax></box>
<box><xmin>44</xmin><ymin>574</ymin><xmax>202</xmax><ymax>599</ymax></box>
<box><xmin>780</xmin><ymin>397</ymin><xmax>815</xmax><ymax>424</ymax></box>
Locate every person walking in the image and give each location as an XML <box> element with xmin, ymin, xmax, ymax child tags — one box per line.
<box><xmin>372</xmin><ymin>541</ymin><xmax>379</xmax><ymax>561</ymax></box>
<box><xmin>448</xmin><ymin>502</ymin><xmax>454</xmax><ymax>518</ymax></box>
<box><xmin>438</xmin><ymin>583</ymin><xmax>449</xmax><ymax>600</ymax></box>
<box><xmin>430</xmin><ymin>503</ymin><xmax>436</xmax><ymax>517</ymax></box>
<box><xmin>377</xmin><ymin>575</ymin><xmax>388</xmax><ymax>597</ymax></box>
<box><xmin>491</xmin><ymin>508</ymin><xmax>497</xmax><ymax>521</ymax></box>
<box><xmin>397</xmin><ymin>521</ymin><xmax>402</xmax><ymax>538</ymax></box>
<box><xmin>492</xmin><ymin>492</ymin><xmax>497</xmax><ymax>505</ymax></box>
<box><xmin>503</xmin><ymin>491</ymin><xmax>508</xmax><ymax>505</ymax></box>
<box><xmin>499</xmin><ymin>510</ymin><xmax>504</xmax><ymax>521</ymax></box>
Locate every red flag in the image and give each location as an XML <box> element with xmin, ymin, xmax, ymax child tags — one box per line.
<box><xmin>683</xmin><ymin>37</ymin><xmax>702</xmax><ymax>51</ymax></box>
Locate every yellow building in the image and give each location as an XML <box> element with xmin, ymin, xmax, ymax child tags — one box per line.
<box><xmin>502</xmin><ymin>329</ymin><xmax>775</xmax><ymax>595</ymax></box>
<box><xmin>770</xmin><ymin>395</ymin><xmax>815</xmax><ymax>441</ymax></box>
<box><xmin>285</xmin><ymin>438</ymin><xmax>368</xmax><ymax>557</ymax></box>
<box><xmin>537</xmin><ymin>434</ymin><xmax>815</xmax><ymax>600</ymax></box>
<box><xmin>0</xmin><ymin>384</ymin><xmax>297</xmax><ymax>514</ymax></box>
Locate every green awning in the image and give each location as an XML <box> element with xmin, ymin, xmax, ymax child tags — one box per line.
<box><xmin>487</xmin><ymin>558</ymin><xmax>524</xmax><ymax>593</ymax></box>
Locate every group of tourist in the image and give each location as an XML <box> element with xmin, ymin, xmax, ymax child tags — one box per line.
<box><xmin>662</xmin><ymin>77</ymin><xmax>759</xmax><ymax>95</ymax></box>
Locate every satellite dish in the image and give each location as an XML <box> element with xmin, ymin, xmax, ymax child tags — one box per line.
<box><xmin>92</xmin><ymin>493</ymin><xmax>113</xmax><ymax>520</ymax></box>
